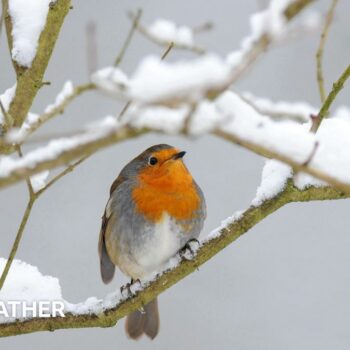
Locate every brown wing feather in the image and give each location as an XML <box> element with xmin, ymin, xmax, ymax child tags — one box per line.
<box><xmin>98</xmin><ymin>174</ymin><xmax>126</xmax><ymax>284</ymax></box>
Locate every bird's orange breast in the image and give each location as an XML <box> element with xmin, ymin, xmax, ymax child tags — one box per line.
<box><xmin>132</xmin><ymin>162</ymin><xmax>201</xmax><ymax>222</ymax></box>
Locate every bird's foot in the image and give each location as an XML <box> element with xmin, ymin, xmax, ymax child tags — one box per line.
<box><xmin>120</xmin><ymin>278</ymin><xmax>141</xmax><ymax>299</ymax></box>
<box><xmin>131</xmin><ymin>278</ymin><xmax>142</xmax><ymax>290</ymax></box>
<box><xmin>120</xmin><ymin>282</ymin><xmax>132</xmax><ymax>299</ymax></box>
<box><xmin>179</xmin><ymin>238</ymin><xmax>200</xmax><ymax>260</ymax></box>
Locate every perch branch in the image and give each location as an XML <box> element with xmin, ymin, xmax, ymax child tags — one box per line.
<box><xmin>0</xmin><ymin>181</ymin><xmax>347</xmax><ymax>337</ymax></box>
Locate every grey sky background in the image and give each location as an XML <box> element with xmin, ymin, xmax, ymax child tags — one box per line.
<box><xmin>1</xmin><ymin>0</ymin><xmax>350</xmax><ymax>349</ymax></box>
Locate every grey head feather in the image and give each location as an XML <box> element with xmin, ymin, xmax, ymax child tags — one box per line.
<box><xmin>119</xmin><ymin>144</ymin><xmax>175</xmax><ymax>179</ymax></box>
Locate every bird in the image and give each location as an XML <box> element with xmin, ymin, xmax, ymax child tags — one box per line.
<box><xmin>98</xmin><ymin>144</ymin><xmax>206</xmax><ymax>340</ymax></box>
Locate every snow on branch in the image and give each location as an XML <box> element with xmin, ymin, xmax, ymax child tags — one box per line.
<box><xmin>0</xmin><ymin>85</ymin><xmax>16</xmax><ymax>130</ymax></box>
<box><xmin>129</xmin><ymin>13</ymin><xmax>208</xmax><ymax>54</ymax></box>
<box><xmin>0</xmin><ymin>117</ymin><xmax>141</xmax><ymax>188</ymax></box>
<box><xmin>7</xmin><ymin>81</ymin><xmax>94</xmax><ymax>143</ymax></box>
<box><xmin>93</xmin><ymin>54</ymin><xmax>232</xmax><ymax>106</ymax></box>
<box><xmin>0</xmin><ymin>181</ymin><xmax>346</xmax><ymax>337</ymax></box>
<box><xmin>1</xmin><ymin>16</ymin><xmax>349</xmax><ymax>193</ymax></box>
<box><xmin>1</xmin><ymin>0</ymin><xmax>71</xmax><ymax>135</ymax></box>
<box><xmin>0</xmin><ymin>259</ymin><xmax>64</xmax><ymax>323</ymax></box>
<box><xmin>0</xmin><ymin>0</ymin><xmax>313</xmax><ymax>151</ymax></box>
<box><xmin>226</xmin><ymin>0</ymin><xmax>316</xmax><ymax>83</ymax></box>
<box><xmin>1</xmin><ymin>47</ymin><xmax>350</xmax><ymax>193</ymax></box>
<box><xmin>1</xmin><ymin>84</ymin><xmax>350</xmax><ymax>195</ymax></box>
<box><xmin>240</xmin><ymin>92</ymin><xmax>317</xmax><ymax>123</ymax></box>
<box><xmin>0</xmin><ymin>258</ymin><xmax>109</xmax><ymax>323</ymax></box>
<box><xmin>8</xmin><ymin>0</ymin><xmax>54</xmax><ymax>67</ymax></box>
<box><xmin>95</xmin><ymin>2</ymin><xmax>317</xmax><ymax>106</ymax></box>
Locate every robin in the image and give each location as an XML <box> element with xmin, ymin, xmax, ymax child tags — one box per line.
<box><xmin>98</xmin><ymin>144</ymin><xmax>206</xmax><ymax>340</ymax></box>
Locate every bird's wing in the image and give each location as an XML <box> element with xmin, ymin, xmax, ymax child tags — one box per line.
<box><xmin>98</xmin><ymin>175</ymin><xmax>126</xmax><ymax>284</ymax></box>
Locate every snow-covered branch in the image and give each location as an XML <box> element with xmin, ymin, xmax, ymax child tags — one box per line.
<box><xmin>7</xmin><ymin>82</ymin><xmax>95</xmax><ymax>143</ymax></box>
<box><xmin>0</xmin><ymin>180</ymin><xmax>346</xmax><ymax>337</ymax></box>
<box><xmin>0</xmin><ymin>0</ymin><xmax>71</xmax><ymax>147</ymax></box>
<box><xmin>129</xmin><ymin>12</ymin><xmax>207</xmax><ymax>54</ymax></box>
<box><xmin>2</xmin><ymin>77</ymin><xmax>350</xmax><ymax>196</ymax></box>
<box><xmin>0</xmin><ymin>119</ymin><xmax>145</xmax><ymax>188</ymax></box>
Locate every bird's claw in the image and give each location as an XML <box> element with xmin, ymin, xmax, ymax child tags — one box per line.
<box><xmin>179</xmin><ymin>238</ymin><xmax>200</xmax><ymax>260</ymax></box>
<box><xmin>120</xmin><ymin>278</ymin><xmax>141</xmax><ymax>299</ymax></box>
<box><xmin>120</xmin><ymin>283</ymin><xmax>133</xmax><ymax>299</ymax></box>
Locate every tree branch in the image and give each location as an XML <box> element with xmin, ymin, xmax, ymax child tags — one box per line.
<box><xmin>21</xmin><ymin>83</ymin><xmax>95</xmax><ymax>140</ymax></box>
<box><xmin>0</xmin><ymin>146</ymin><xmax>35</xmax><ymax>290</ymax></box>
<box><xmin>1</xmin><ymin>0</ymin><xmax>71</xmax><ymax>152</ymax></box>
<box><xmin>310</xmin><ymin>64</ymin><xmax>350</xmax><ymax>132</ymax></box>
<box><xmin>316</xmin><ymin>0</ymin><xmax>338</xmax><ymax>103</ymax></box>
<box><xmin>0</xmin><ymin>181</ymin><xmax>346</xmax><ymax>337</ymax></box>
<box><xmin>0</xmin><ymin>151</ymin><xmax>88</xmax><ymax>290</ymax></box>
<box><xmin>114</xmin><ymin>9</ymin><xmax>142</xmax><ymax>66</ymax></box>
<box><xmin>2</xmin><ymin>116</ymin><xmax>350</xmax><ymax>196</ymax></box>
<box><xmin>0</xmin><ymin>195</ymin><xmax>34</xmax><ymax>290</ymax></box>
<box><xmin>215</xmin><ymin>0</ymin><xmax>316</xmax><ymax>96</ymax></box>
<box><xmin>213</xmin><ymin>129</ymin><xmax>350</xmax><ymax>194</ymax></box>
<box><xmin>129</xmin><ymin>11</ymin><xmax>206</xmax><ymax>54</ymax></box>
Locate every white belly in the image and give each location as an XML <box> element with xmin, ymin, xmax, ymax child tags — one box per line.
<box><xmin>131</xmin><ymin>212</ymin><xmax>182</xmax><ymax>279</ymax></box>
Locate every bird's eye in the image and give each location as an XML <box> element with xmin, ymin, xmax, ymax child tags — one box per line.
<box><xmin>149</xmin><ymin>156</ymin><xmax>158</xmax><ymax>165</ymax></box>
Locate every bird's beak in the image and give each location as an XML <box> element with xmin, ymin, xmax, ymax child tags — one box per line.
<box><xmin>172</xmin><ymin>151</ymin><xmax>186</xmax><ymax>160</ymax></box>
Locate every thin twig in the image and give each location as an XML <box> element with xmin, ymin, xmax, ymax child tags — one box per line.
<box><xmin>128</xmin><ymin>11</ymin><xmax>206</xmax><ymax>54</ymax></box>
<box><xmin>0</xmin><ymin>197</ymin><xmax>35</xmax><ymax>290</ymax></box>
<box><xmin>302</xmin><ymin>141</ymin><xmax>319</xmax><ymax>166</ymax></box>
<box><xmin>311</xmin><ymin>64</ymin><xmax>350</xmax><ymax>133</ymax></box>
<box><xmin>20</xmin><ymin>83</ymin><xmax>95</xmax><ymax>141</ymax></box>
<box><xmin>117</xmin><ymin>41</ymin><xmax>175</xmax><ymax>121</ymax></box>
<box><xmin>86</xmin><ymin>20</ymin><xmax>98</xmax><ymax>74</ymax></box>
<box><xmin>204</xmin><ymin>0</ymin><xmax>316</xmax><ymax>101</ymax></box>
<box><xmin>0</xmin><ymin>99</ymin><xmax>13</xmax><ymax>129</ymax></box>
<box><xmin>2</xmin><ymin>0</ymin><xmax>71</xmax><ymax>130</ymax></box>
<box><xmin>316</xmin><ymin>0</ymin><xmax>338</xmax><ymax>103</ymax></box>
<box><xmin>114</xmin><ymin>9</ymin><xmax>142</xmax><ymax>67</ymax></box>
<box><xmin>118</xmin><ymin>100</ymin><xmax>132</xmax><ymax>120</ymax></box>
<box><xmin>5</xmin><ymin>8</ymin><xmax>142</xmax><ymax>145</ymax></box>
<box><xmin>238</xmin><ymin>93</ymin><xmax>310</xmax><ymax>123</ymax></box>
<box><xmin>16</xmin><ymin>145</ymin><xmax>35</xmax><ymax>197</ymax></box>
<box><xmin>160</xmin><ymin>41</ymin><xmax>174</xmax><ymax>60</ymax></box>
<box><xmin>0</xmin><ymin>146</ymin><xmax>35</xmax><ymax>290</ymax></box>
<box><xmin>36</xmin><ymin>156</ymin><xmax>88</xmax><ymax>196</ymax></box>
<box><xmin>192</xmin><ymin>21</ymin><xmax>213</xmax><ymax>34</ymax></box>
<box><xmin>0</xmin><ymin>7</ymin><xmax>4</xmax><ymax>43</ymax></box>
<box><xmin>0</xmin><ymin>151</ymin><xmax>89</xmax><ymax>289</ymax></box>
<box><xmin>182</xmin><ymin>103</ymin><xmax>198</xmax><ymax>134</ymax></box>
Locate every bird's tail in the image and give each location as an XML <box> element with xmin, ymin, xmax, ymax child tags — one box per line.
<box><xmin>125</xmin><ymin>298</ymin><xmax>160</xmax><ymax>340</ymax></box>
